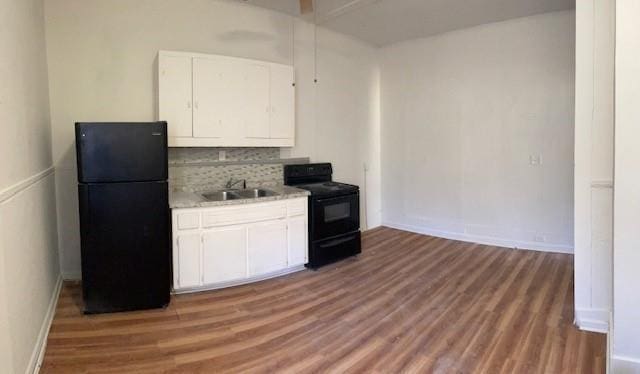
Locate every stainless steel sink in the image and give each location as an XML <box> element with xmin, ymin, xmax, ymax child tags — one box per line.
<box><xmin>201</xmin><ymin>190</ymin><xmax>241</xmax><ymax>201</ymax></box>
<box><xmin>234</xmin><ymin>188</ymin><xmax>277</xmax><ymax>199</ymax></box>
<box><xmin>201</xmin><ymin>188</ymin><xmax>277</xmax><ymax>201</ymax></box>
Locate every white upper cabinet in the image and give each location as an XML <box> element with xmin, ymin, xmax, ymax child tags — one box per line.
<box><xmin>269</xmin><ymin>63</ymin><xmax>295</xmax><ymax>139</ymax></box>
<box><xmin>192</xmin><ymin>57</ymin><xmax>244</xmax><ymax>139</ymax></box>
<box><xmin>244</xmin><ymin>63</ymin><xmax>271</xmax><ymax>139</ymax></box>
<box><xmin>158</xmin><ymin>55</ymin><xmax>193</xmax><ymax>138</ymax></box>
<box><xmin>158</xmin><ymin>51</ymin><xmax>295</xmax><ymax>147</ymax></box>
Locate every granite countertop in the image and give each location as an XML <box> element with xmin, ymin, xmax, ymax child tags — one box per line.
<box><xmin>169</xmin><ymin>185</ymin><xmax>310</xmax><ymax>209</ymax></box>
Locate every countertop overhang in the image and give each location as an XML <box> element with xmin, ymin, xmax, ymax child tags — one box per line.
<box><xmin>169</xmin><ymin>185</ymin><xmax>310</xmax><ymax>209</ymax></box>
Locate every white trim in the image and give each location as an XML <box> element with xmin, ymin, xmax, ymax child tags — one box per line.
<box><xmin>28</xmin><ymin>275</ymin><xmax>62</xmax><ymax>374</ymax></box>
<box><xmin>591</xmin><ymin>180</ymin><xmax>614</xmax><ymax>189</ymax></box>
<box><xmin>0</xmin><ymin>167</ymin><xmax>55</xmax><ymax>204</ymax></box>
<box><xmin>61</xmin><ymin>271</ymin><xmax>82</xmax><ymax>281</ymax></box>
<box><xmin>612</xmin><ymin>355</ymin><xmax>640</xmax><ymax>374</ymax></box>
<box><xmin>159</xmin><ymin>50</ymin><xmax>293</xmax><ymax>68</ymax></box>
<box><xmin>173</xmin><ymin>265</ymin><xmax>306</xmax><ymax>294</ymax></box>
<box><xmin>382</xmin><ymin>221</ymin><xmax>574</xmax><ymax>254</ymax></box>
<box><xmin>169</xmin><ymin>136</ymin><xmax>294</xmax><ymax>148</ymax></box>
<box><xmin>608</xmin><ymin>311</ymin><xmax>613</xmax><ymax>373</ymax></box>
<box><xmin>575</xmin><ymin>308</ymin><xmax>610</xmax><ymax>333</ymax></box>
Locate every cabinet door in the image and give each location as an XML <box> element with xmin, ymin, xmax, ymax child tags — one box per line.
<box><xmin>193</xmin><ymin>57</ymin><xmax>244</xmax><ymax>139</ymax></box>
<box><xmin>244</xmin><ymin>63</ymin><xmax>270</xmax><ymax>139</ymax></box>
<box><xmin>176</xmin><ymin>234</ymin><xmax>201</xmax><ymax>289</ymax></box>
<box><xmin>288</xmin><ymin>217</ymin><xmax>308</xmax><ymax>266</ymax></box>
<box><xmin>159</xmin><ymin>55</ymin><xmax>192</xmax><ymax>138</ymax></box>
<box><xmin>269</xmin><ymin>64</ymin><xmax>295</xmax><ymax>139</ymax></box>
<box><xmin>202</xmin><ymin>227</ymin><xmax>247</xmax><ymax>284</ymax></box>
<box><xmin>248</xmin><ymin>220</ymin><xmax>288</xmax><ymax>276</ymax></box>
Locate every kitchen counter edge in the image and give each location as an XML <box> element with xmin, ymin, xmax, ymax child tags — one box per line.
<box><xmin>169</xmin><ymin>185</ymin><xmax>310</xmax><ymax>209</ymax></box>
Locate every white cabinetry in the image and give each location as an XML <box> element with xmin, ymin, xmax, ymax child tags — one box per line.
<box><xmin>269</xmin><ymin>63</ymin><xmax>295</xmax><ymax>139</ymax></box>
<box><xmin>244</xmin><ymin>63</ymin><xmax>271</xmax><ymax>139</ymax></box>
<box><xmin>202</xmin><ymin>227</ymin><xmax>247</xmax><ymax>284</ymax></box>
<box><xmin>248</xmin><ymin>221</ymin><xmax>288</xmax><ymax>276</ymax></box>
<box><xmin>192</xmin><ymin>57</ymin><xmax>245</xmax><ymax>139</ymax></box>
<box><xmin>175</xmin><ymin>234</ymin><xmax>201</xmax><ymax>289</ymax></box>
<box><xmin>288</xmin><ymin>217</ymin><xmax>308</xmax><ymax>267</ymax></box>
<box><xmin>158</xmin><ymin>55</ymin><xmax>193</xmax><ymax>138</ymax></box>
<box><xmin>158</xmin><ymin>51</ymin><xmax>295</xmax><ymax>147</ymax></box>
<box><xmin>171</xmin><ymin>198</ymin><xmax>308</xmax><ymax>293</ymax></box>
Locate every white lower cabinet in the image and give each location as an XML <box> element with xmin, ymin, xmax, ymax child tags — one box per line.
<box><xmin>248</xmin><ymin>220</ymin><xmax>288</xmax><ymax>276</ymax></box>
<box><xmin>202</xmin><ymin>226</ymin><xmax>247</xmax><ymax>284</ymax></box>
<box><xmin>288</xmin><ymin>217</ymin><xmax>308</xmax><ymax>267</ymax></box>
<box><xmin>176</xmin><ymin>234</ymin><xmax>201</xmax><ymax>289</ymax></box>
<box><xmin>172</xmin><ymin>197</ymin><xmax>308</xmax><ymax>292</ymax></box>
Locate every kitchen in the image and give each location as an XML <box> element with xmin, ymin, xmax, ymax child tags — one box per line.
<box><xmin>2</xmin><ymin>0</ymin><xmax>640</xmax><ymax>373</ymax></box>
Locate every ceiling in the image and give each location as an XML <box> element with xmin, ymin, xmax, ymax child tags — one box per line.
<box><xmin>238</xmin><ymin>0</ymin><xmax>575</xmax><ymax>46</ymax></box>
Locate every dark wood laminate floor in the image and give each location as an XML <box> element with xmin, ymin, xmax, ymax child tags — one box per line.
<box><xmin>41</xmin><ymin>227</ymin><xmax>606</xmax><ymax>373</ymax></box>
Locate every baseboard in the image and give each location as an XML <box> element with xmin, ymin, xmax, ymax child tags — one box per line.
<box><xmin>27</xmin><ymin>274</ymin><xmax>62</xmax><ymax>374</ymax></box>
<box><xmin>575</xmin><ymin>308</ymin><xmax>610</xmax><ymax>334</ymax></box>
<box><xmin>61</xmin><ymin>271</ymin><xmax>81</xmax><ymax>281</ymax></box>
<box><xmin>612</xmin><ymin>355</ymin><xmax>640</xmax><ymax>374</ymax></box>
<box><xmin>382</xmin><ymin>221</ymin><xmax>574</xmax><ymax>254</ymax></box>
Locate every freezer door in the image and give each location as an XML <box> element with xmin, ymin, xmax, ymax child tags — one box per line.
<box><xmin>78</xmin><ymin>181</ymin><xmax>170</xmax><ymax>313</ymax></box>
<box><xmin>76</xmin><ymin>122</ymin><xmax>168</xmax><ymax>183</ymax></box>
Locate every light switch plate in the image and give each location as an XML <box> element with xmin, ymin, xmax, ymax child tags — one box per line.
<box><xmin>529</xmin><ymin>155</ymin><xmax>542</xmax><ymax>165</ymax></box>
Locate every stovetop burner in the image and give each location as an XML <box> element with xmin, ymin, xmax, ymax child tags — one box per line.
<box><xmin>294</xmin><ymin>181</ymin><xmax>358</xmax><ymax>197</ymax></box>
<box><xmin>322</xmin><ymin>182</ymin><xmax>340</xmax><ymax>188</ymax></box>
<box><xmin>284</xmin><ymin>163</ymin><xmax>359</xmax><ymax>197</ymax></box>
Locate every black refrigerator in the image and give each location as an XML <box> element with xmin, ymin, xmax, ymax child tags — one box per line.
<box><xmin>76</xmin><ymin>122</ymin><xmax>170</xmax><ymax>314</ymax></box>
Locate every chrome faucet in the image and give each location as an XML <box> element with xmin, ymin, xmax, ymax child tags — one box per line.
<box><xmin>225</xmin><ymin>177</ymin><xmax>246</xmax><ymax>189</ymax></box>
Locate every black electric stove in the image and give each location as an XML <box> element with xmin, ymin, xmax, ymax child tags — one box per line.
<box><xmin>293</xmin><ymin>181</ymin><xmax>359</xmax><ymax>197</ymax></box>
<box><xmin>285</xmin><ymin>163</ymin><xmax>361</xmax><ymax>268</ymax></box>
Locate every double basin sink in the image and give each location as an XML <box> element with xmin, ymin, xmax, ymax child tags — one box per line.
<box><xmin>201</xmin><ymin>188</ymin><xmax>277</xmax><ymax>202</ymax></box>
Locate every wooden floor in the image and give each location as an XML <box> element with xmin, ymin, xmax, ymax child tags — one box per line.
<box><xmin>42</xmin><ymin>227</ymin><xmax>605</xmax><ymax>373</ymax></box>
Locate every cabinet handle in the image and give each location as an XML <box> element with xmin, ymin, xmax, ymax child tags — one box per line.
<box><xmin>187</xmin><ymin>101</ymin><xmax>192</xmax><ymax>109</ymax></box>
<box><xmin>194</xmin><ymin>101</ymin><xmax>199</xmax><ymax>109</ymax></box>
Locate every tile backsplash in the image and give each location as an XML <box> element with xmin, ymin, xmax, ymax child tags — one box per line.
<box><xmin>169</xmin><ymin>147</ymin><xmax>280</xmax><ymax>164</ymax></box>
<box><xmin>169</xmin><ymin>148</ymin><xmax>308</xmax><ymax>193</ymax></box>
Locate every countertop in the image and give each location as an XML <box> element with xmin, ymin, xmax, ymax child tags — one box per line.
<box><xmin>169</xmin><ymin>185</ymin><xmax>310</xmax><ymax>209</ymax></box>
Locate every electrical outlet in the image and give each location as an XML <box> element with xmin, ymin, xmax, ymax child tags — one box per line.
<box><xmin>219</xmin><ymin>150</ymin><xmax>226</xmax><ymax>161</ymax></box>
<box><xmin>529</xmin><ymin>155</ymin><xmax>542</xmax><ymax>165</ymax></box>
<box><xmin>534</xmin><ymin>234</ymin><xmax>546</xmax><ymax>243</ymax></box>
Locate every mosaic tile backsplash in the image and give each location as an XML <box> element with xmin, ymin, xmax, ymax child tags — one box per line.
<box><xmin>169</xmin><ymin>147</ymin><xmax>280</xmax><ymax>164</ymax></box>
<box><xmin>169</xmin><ymin>148</ymin><xmax>307</xmax><ymax>193</ymax></box>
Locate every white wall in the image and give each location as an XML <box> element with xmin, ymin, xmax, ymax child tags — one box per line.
<box><xmin>380</xmin><ymin>11</ymin><xmax>575</xmax><ymax>252</ymax></box>
<box><xmin>281</xmin><ymin>20</ymin><xmax>381</xmax><ymax>230</ymax></box>
<box><xmin>0</xmin><ymin>0</ymin><xmax>61</xmax><ymax>372</ymax></box>
<box><xmin>613</xmin><ymin>0</ymin><xmax>640</xmax><ymax>371</ymax></box>
<box><xmin>44</xmin><ymin>0</ymin><xmax>381</xmax><ymax>277</ymax></box>
<box><xmin>574</xmin><ymin>0</ymin><xmax>615</xmax><ymax>334</ymax></box>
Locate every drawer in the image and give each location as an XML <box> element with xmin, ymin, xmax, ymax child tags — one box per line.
<box><xmin>287</xmin><ymin>198</ymin><xmax>307</xmax><ymax>217</ymax></box>
<box><xmin>176</xmin><ymin>212</ymin><xmax>200</xmax><ymax>230</ymax></box>
<box><xmin>202</xmin><ymin>202</ymin><xmax>287</xmax><ymax>228</ymax></box>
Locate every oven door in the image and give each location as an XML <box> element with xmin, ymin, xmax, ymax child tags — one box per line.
<box><xmin>311</xmin><ymin>192</ymin><xmax>360</xmax><ymax>240</ymax></box>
